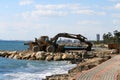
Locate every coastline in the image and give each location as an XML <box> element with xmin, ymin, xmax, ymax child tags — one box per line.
<box><xmin>0</xmin><ymin>48</ymin><xmax>118</xmax><ymax>80</ymax></box>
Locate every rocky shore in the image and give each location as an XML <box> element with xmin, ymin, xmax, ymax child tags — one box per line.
<box><xmin>0</xmin><ymin>49</ymin><xmax>118</xmax><ymax>80</ymax></box>
<box><xmin>44</xmin><ymin>49</ymin><xmax>118</xmax><ymax>80</ymax></box>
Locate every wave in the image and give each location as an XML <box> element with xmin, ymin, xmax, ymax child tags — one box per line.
<box><xmin>0</xmin><ymin>58</ymin><xmax>76</xmax><ymax>80</ymax></box>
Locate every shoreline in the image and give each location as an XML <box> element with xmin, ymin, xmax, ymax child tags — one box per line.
<box><xmin>44</xmin><ymin>49</ymin><xmax>118</xmax><ymax>80</ymax></box>
<box><xmin>0</xmin><ymin>49</ymin><xmax>118</xmax><ymax>80</ymax></box>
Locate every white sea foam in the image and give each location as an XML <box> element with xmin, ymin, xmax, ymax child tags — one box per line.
<box><xmin>3</xmin><ymin>61</ymin><xmax>76</xmax><ymax>80</ymax></box>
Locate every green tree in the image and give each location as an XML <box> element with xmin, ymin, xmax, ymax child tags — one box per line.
<box><xmin>103</xmin><ymin>32</ymin><xmax>113</xmax><ymax>44</ymax></box>
<box><xmin>103</xmin><ymin>30</ymin><xmax>120</xmax><ymax>44</ymax></box>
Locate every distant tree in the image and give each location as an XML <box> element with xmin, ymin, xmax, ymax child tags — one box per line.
<box><xmin>103</xmin><ymin>32</ymin><xmax>113</xmax><ymax>44</ymax></box>
<box><xmin>103</xmin><ymin>30</ymin><xmax>120</xmax><ymax>44</ymax></box>
<box><xmin>114</xmin><ymin>30</ymin><xmax>120</xmax><ymax>37</ymax></box>
<box><xmin>114</xmin><ymin>30</ymin><xmax>120</xmax><ymax>43</ymax></box>
<box><xmin>103</xmin><ymin>33</ymin><xmax>108</xmax><ymax>43</ymax></box>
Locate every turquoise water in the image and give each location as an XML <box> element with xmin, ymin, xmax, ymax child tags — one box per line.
<box><xmin>0</xmin><ymin>41</ymin><xmax>76</xmax><ymax>80</ymax></box>
<box><xmin>0</xmin><ymin>41</ymin><xmax>28</xmax><ymax>51</ymax></box>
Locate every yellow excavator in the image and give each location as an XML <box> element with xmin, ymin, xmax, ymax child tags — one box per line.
<box><xmin>24</xmin><ymin>33</ymin><xmax>92</xmax><ymax>52</ymax></box>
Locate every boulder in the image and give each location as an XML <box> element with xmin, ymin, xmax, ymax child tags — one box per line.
<box><xmin>111</xmin><ymin>49</ymin><xmax>119</xmax><ymax>54</ymax></box>
<box><xmin>54</xmin><ymin>54</ymin><xmax>62</xmax><ymax>61</ymax></box>
<box><xmin>46</xmin><ymin>55</ymin><xmax>53</xmax><ymax>61</ymax></box>
<box><xmin>8</xmin><ymin>53</ymin><xmax>16</xmax><ymax>59</ymax></box>
<box><xmin>62</xmin><ymin>53</ymin><xmax>74</xmax><ymax>60</ymax></box>
<box><xmin>7</xmin><ymin>51</ymin><xmax>17</xmax><ymax>55</ymax></box>
<box><xmin>8</xmin><ymin>51</ymin><xmax>17</xmax><ymax>59</ymax></box>
<box><xmin>0</xmin><ymin>52</ymin><xmax>8</xmax><ymax>57</ymax></box>
<box><xmin>35</xmin><ymin>51</ymin><xmax>46</xmax><ymax>60</ymax></box>
<box><xmin>22</xmin><ymin>53</ymin><xmax>31</xmax><ymax>59</ymax></box>
<box><xmin>31</xmin><ymin>52</ymin><xmax>36</xmax><ymax>58</ymax></box>
<box><xmin>13</xmin><ymin>54</ymin><xmax>21</xmax><ymax>59</ymax></box>
<box><xmin>18</xmin><ymin>52</ymin><xmax>24</xmax><ymax>59</ymax></box>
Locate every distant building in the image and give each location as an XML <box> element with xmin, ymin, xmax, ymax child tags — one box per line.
<box><xmin>96</xmin><ymin>34</ymin><xmax>100</xmax><ymax>42</ymax></box>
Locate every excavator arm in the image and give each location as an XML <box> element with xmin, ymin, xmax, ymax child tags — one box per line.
<box><xmin>50</xmin><ymin>33</ymin><xmax>92</xmax><ymax>51</ymax></box>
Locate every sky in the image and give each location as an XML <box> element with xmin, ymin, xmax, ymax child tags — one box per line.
<box><xmin>0</xmin><ymin>0</ymin><xmax>120</xmax><ymax>40</ymax></box>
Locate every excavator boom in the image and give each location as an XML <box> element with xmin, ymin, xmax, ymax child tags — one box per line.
<box><xmin>50</xmin><ymin>33</ymin><xmax>92</xmax><ymax>51</ymax></box>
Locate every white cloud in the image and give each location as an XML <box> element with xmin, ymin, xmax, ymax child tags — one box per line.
<box><xmin>73</xmin><ymin>9</ymin><xmax>94</xmax><ymax>15</ymax></box>
<box><xmin>113</xmin><ymin>20</ymin><xmax>120</xmax><ymax>31</ymax></box>
<box><xmin>19</xmin><ymin>0</ymin><xmax>33</xmax><ymax>6</ymax></box>
<box><xmin>113</xmin><ymin>20</ymin><xmax>120</xmax><ymax>25</ymax></box>
<box><xmin>31</xmin><ymin>10</ymin><xmax>68</xmax><ymax>16</ymax></box>
<box><xmin>0</xmin><ymin>21</ymin><xmax>51</xmax><ymax>40</ymax></box>
<box><xmin>20</xmin><ymin>4</ymin><xmax>106</xmax><ymax>19</ymax></box>
<box><xmin>77</xmin><ymin>20</ymin><xmax>101</xmax><ymax>25</ymax></box>
<box><xmin>35</xmin><ymin>4</ymin><xmax>83</xmax><ymax>10</ymax></box>
<box><xmin>108</xmin><ymin>0</ymin><xmax>120</xmax><ymax>2</ymax></box>
<box><xmin>115</xmin><ymin>3</ymin><xmax>120</xmax><ymax>9</ymax></box>
<box><xmin>35</xmin><ymin>4</ymin><xmax>67</xmax><ymax>10</ymax></box>
<box><xmin>73</xmin><ymin>9</ymin><xmax>106</xmax><ymax>16</ymax></box>
<box><xmin>112</xmin><ymin>13</ymin><xmax>120</xmax><ymax>18</ymax></box>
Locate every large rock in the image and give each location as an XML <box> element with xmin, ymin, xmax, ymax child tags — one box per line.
<box><xmin>13</xmin><ymin>54</ymin><xmax>21</xmax><ymax>59</ymax></box>
<box><xmin>8</xmin><ymin>51</ymin><xmax>17</xmax><ymax>59</ymax></box>
<box><xmin>8</xmin><ymin>53</ymin><xmax>16</xmax><ymax>59</ymax></box>
<box><xmin>22</xmin><ymin>53</ymin><xmax>31</xmax><ymax>59</ymax></box>
<box><xmin>0</xmin><ymin>52</ymin><xmax>8</xmax><ymax>57</ymax></box>
<box><xmin>18</xmin><ymin>52</ymin><xmax>24</xmax><ymax>59</ymax></box>
<box><xmin>31</xmin><ymin>52</ymin><xmax>36</xmax><ymax>58</ymax></box>
<box><xmin>62</xmin><ymin>53</ymin><xmax>74</xmax><ymax>60</ymax></box>
<box><xmin>46</xmin><ymin>55</ymin><xmax>53</xmax><ymax>61</ymax></box>
<box><xmin>35</xmin><ymin>51</ymin><xmax>46</xmax><ymax>60</ymax></box>
<box><xmin>7</xmin><ymin>51</ymin><xmax>17</xmax><ymax>55</ymax></box>
<box><xmin>54</xmin><ymin>54</ymin><xmax>62</xmax><ymax>61</ymax></box>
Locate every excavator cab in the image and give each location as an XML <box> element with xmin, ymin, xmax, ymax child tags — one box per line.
<box><xmin>40</xmin><ymin>36</ymin><xmax>49</xmax><ymax>42</ymax></box>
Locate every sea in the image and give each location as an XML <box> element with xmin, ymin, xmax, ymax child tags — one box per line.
<box><xmin>0</xmin><ymin>40</ymin><xmax>76</xmax><ymax>80</ymax></box>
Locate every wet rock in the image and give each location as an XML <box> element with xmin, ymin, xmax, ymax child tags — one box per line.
<box><xmin>8</xmin><ymin>53</ymin><xmax>16</xmax><ymax>59</ymax></box>
<box><xmin>13</xmin><ymin>54</ymin><xmax>21</xmax><ymax>59</ymax></box>
<box><xmin>46</xmin><ymin>74</ymin><xmax>69</xmax><ymax>80</ymax></box>
<box><xmin>31</xmin><ymin>52</ymin><xmax>36</xmax><ymax>58</ymax></box>
<box><xmin>62</xmin><ymin>53</ymin><xmax>74</xmax><ymax>60</ymax></box>
<box><xmin>8</xmin><ymin>51</ymin><xmax>17</xmax><ymax>55</ymax></box>
<box><xmin>7</xmin><ymin>51</ymin><xmax>17</xmax><ymax>59</ymax></box>
<box><xmin>18</xmin><ymin>52</ymin><xmax>24</xmax><ymax>58</ymax></box>
<box><xmin>0</xmin><ymin>52</ymin><xmax>8</xmax><ymax>57</ymax></box>
<box><xmin>35</xmin><ymin>51</ymin><xmax>46</xmax><ymax>60</ymax></box>
<box><xmin>46</xmin><ymin>55</ymin><xmax>53</xmax><ymax>61</ymax></box>
<box><xmin>54</xmin><ymin>53</ymin><xmax>62</xmax><ymax>61</ymax></box>
<box><xmin>22</xmin><ymin>53</ymin><xmax>31</xmax><ymax>59</ymax></box>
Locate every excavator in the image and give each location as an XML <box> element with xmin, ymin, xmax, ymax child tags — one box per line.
<box><xmin>24</xmin><ymin>33</ymin><xmax>93</xmax><ymax>52</ymax></box>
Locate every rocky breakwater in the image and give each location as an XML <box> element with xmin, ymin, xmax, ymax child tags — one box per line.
<box><xmin>45</xmin><ymin>49</ymin><xmax>118</xmax><ymax>80</ymax></box>
<box><xmin>0</xmin><ymin>50</ymin><xmax>84</xmax><ymax>62</ymax></box>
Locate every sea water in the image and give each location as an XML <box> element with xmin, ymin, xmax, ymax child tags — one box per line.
<box><xmin>0</xmin><ymin>41</ymin><xmax>76</xmax><ymax>80</ymax></box>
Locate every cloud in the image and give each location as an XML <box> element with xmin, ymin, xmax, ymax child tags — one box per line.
<box><xmin>0</xmin><ymin>21</ymin><xmax>51</xmax><ymax>40</ymax></box>
<box><xmin>19</xmin><ymin>0</ymin><xmax>33</xmax><ymax>6</ymax></box>
<box><xmin>35</xmin><ymin>4</ymin><xmax>67</xmax><ymax>10</ymax></box>
<box><xmin>108</xmin><ymin>0</ymin><xmax>120</xmax><ymax>2</ymax></box>
<box><xmin>77</xmin><ymin>20</ymin><xmax>101</xmax><ymax>25</ymax></box>
<box><xmin>31</xmin><ymin>10</ymin><xmax>68</xmax><ymax>16</ymax></box>
<box><xmin>113</xmin><ymin>20</ymin><xmax>120</xmax><ymax>25</ymax></box>
<box><xmin>115</xmin><ymin>3</ymin><xmax>120</xmax><ymax>9</ymax></box>
<box><xmin>73</xmin><ymin>9</ymin><xmax>106</xmax><ymax>16</ymax></box>
<box><xmin>20</xmin><ymin>4</ymin><xmax>106</xmax><ymax>19</ymax></box>
<box><xmin>113</xmin><ymin>20</ymin><xmax>120</xmax><ymax>30</ymax></box>
<box><xmin>112</xmin><ymin>13</ymin><xmax>120</xmax><ymax>18</ymax></box>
